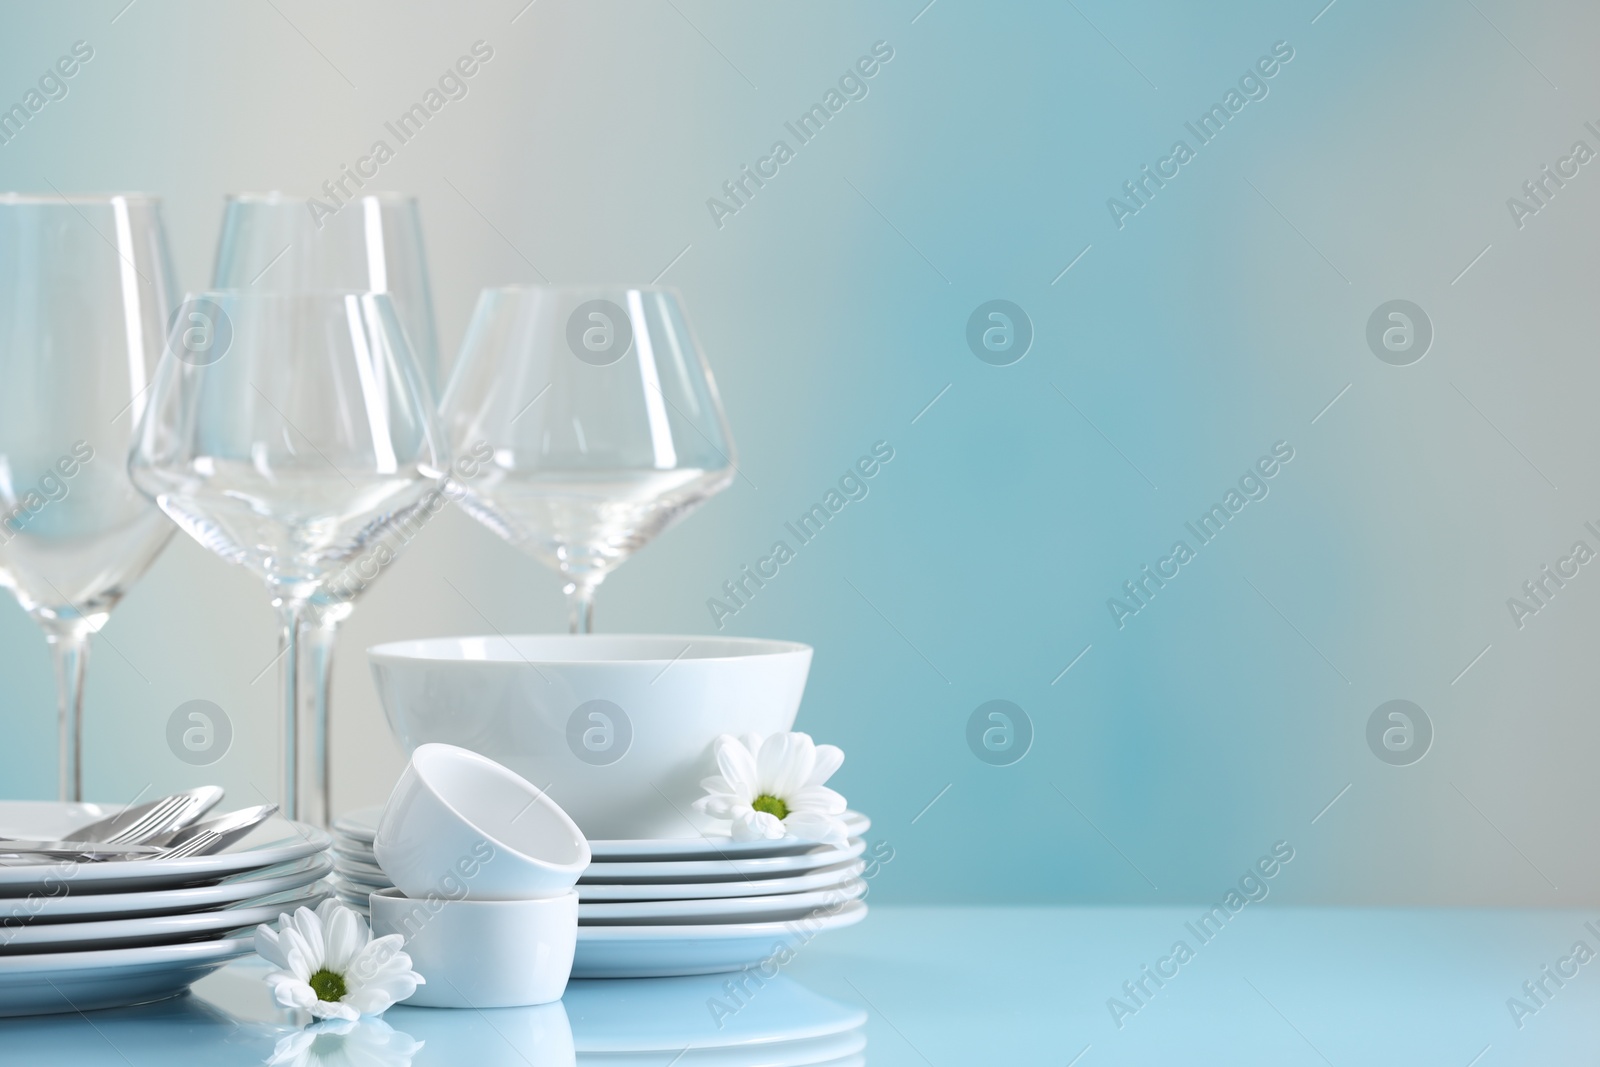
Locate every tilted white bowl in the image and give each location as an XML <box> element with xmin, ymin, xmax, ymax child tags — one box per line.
<box><xmin>368</xmin><ymin>635</ymin><xmax>812</xmax><ymax>840</ymax></box>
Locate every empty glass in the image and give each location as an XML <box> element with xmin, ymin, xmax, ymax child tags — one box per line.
<box><xmin>0</xmin><ymin>193</ymin><xmax>178</xmax><ymax>801</ymax></box>
<box><xmin>210</xmin><ymin>192</ymin><xmax>443</xmax><ymax>389</ymax></box>
<box><xmin>441</xmin><ymin>286</ymin><xmax>736</xmax><ymax>632</ymax></box>
<box><xmin>129</xmin><ymin>291</ymin><xmax>447</xmax><ymax>824</ymax></box>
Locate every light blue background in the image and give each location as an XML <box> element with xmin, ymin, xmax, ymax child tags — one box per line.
<box><xmin>1</xmin><ymin>0</ymin><xmax>1596</xmax><ymax>907</ymax></box>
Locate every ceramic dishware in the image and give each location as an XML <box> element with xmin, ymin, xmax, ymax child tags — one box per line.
<box><xmin>373</xmin><ymin>744</ymin><xmax>589</xmax><ymax>901</ymax></box>
<box><xmin>370</xmin><ymin>635</ymin><xmax>812</xmax><ymax>839</ymax></box>
<box><xmin>370</xmin><ymin>887</ymin><xmax>578</xmax><ymax>1007</ymax></box>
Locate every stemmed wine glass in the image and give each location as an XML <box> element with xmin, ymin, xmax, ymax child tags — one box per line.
<box><xmin>210</xmin><ymin>193</ymin><xmax>443</xmax><ymax>390</ymax></box>
<box><xmin>129</xmin><ymin>291</ymin><xmax>447</xmax><ymax>824</ymax></box>
<box><xmin>441</xmin><ymin>286</ymin><xmax>736</xmax><ymax>632</ymax></box>
<box><xmin>0</xmin><ymin>193</ymin><xmax>178</xmax><ymax>801</ymax></box>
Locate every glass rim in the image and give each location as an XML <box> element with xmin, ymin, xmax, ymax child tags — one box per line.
<box><xmin>223</xmin><ymin>191</ymin><xmax>418</xmax><ymax>205</ymax></box>
<box><xmin>0</xmin><ymin>191</ymin><xmax>162</xmax><ymax>206</ymax></box>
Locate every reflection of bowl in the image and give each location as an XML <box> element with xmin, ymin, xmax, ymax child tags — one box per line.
<box><xmin>369</xmin><ymin>635</ymin><xmax>812</xmax><ymax>840</ymax></box>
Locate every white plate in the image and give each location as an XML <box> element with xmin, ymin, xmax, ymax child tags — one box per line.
<box><xmin>588</xmin><ymin>812</ymin><xmax>872</xmax><ymax>860</ymax></box>
<box><xmin>572</xmin><ymin>901</ymin><xmax>866</xmax><ymax>977</ymax></box>
<box><xmin>0</xmin><ymin>802</ymin><xmax>330</xmax><ymax>894</ymax></box>
<box><xmin>331</xmin><ymin>852</ymin><xmax>386</xmax><ymax>880</ymax></box>
<box><xmin>0</xmin><ymin>855</ymin><xmax>332</xmax><ymax>923</ymax></box>
<box><xmin>331</xmin><ymin>806</ymin><xmax>381</xmax><ymax>843</ymax></box>
<box><xmin>0</xmin><ymin>883</ymin><xmax>330</xmax><ymax>953</ymax></box>
<box><xmin>577</xmin><ymin>860</ymin><xmax>865</xmax><ymax>902</ymax></box>
<box><xmin>331</xmin><ymin>841</ymin><xmax>377</xmax><ymax>864</ymax></box>
<box><xmin>582</xmin><ymin>839</ymin><xmax>865</xmax><ymax>884</ymax></box>
<box><xmin>0</xmin><ymin>934</ymin><xmax>254</xmax><ymax>1016</ymax></box>
<box><xmin>580</xmin><ymin>878</ymin><xmax>866</xmax><ymax>925</ymax></box>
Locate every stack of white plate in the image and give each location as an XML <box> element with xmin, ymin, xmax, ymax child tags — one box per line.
<box><xmin>0</xmin><ymin>800</ymin><xmax>333</xmax><ymax>1017</ymax></box>
<box><xmin>330</xmin><ymin>807</ymin><xmax>870</xmax><ymax>978</ymax></box>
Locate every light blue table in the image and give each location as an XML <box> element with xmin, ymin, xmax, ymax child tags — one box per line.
<box><xmin>3</xmin><ymin>906</ymin><xmax>1597</xmax><ymax>1064</ymax></box>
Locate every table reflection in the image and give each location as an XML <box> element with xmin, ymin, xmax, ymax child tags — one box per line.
<box><xmin>0</xmin><ymin>961</ymin><xmax>866</xmax><ymax>1066</ymax></box>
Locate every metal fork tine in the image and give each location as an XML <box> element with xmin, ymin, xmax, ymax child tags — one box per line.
<box><xmin>166</xmin><ymin>830</ymin><xmax>216</xmax><ymax>860</ymax></box>
<box><xmin>104</xmin><ymin>795</ymin><xmax>187</xmax><ymax>845</ymax></box>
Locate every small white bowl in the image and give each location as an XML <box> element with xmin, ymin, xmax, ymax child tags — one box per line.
<box><xmin>371</xmin><ymin>886</ymin><xmax>577</xmax><ymax>1008</ymax></box>
<box><xmin>369</xmin><ymin>634</ymin><xmax>812</xmax><ymax>839</ymax></box>
<box><xmin>374</xmin><ymin>743</ymin><xmax>590</xmax><ymax>901</ymax></box>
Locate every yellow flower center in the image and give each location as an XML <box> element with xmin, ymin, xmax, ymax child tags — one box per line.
<box><xmin>752</xmin><ymin>794</ymin><xmax>789</xmax><ymax>820</ymax></box>
<box><xmin>308</xmin><ymin>967</ymin><xmax>348</xmax><ymax>1003</ymax></box>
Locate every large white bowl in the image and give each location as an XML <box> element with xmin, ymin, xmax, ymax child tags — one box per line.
<box><xmin>369</xmin><ymin>635</ymin><xmax>812</xmax><ymax>840</ymax></box>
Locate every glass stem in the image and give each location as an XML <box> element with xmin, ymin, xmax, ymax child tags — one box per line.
<box><xmin>44</xmin><ymin>622</ymin><xmax>91</xmax><ymax>803</ymax></box>
<box><xmin>276</xmin><ymin>600</ymin><xmax>340</xmax><ymax>826</ymax></box>
<box><xmin>564</xmin><ymin>577</ymin><xmax>600</xmax><ymax>634</ymax></box>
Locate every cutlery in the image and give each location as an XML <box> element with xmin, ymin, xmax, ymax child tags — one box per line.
<box><xmin>52</xmin><ymin>786</ymin><xmax>226</xmax><ymax>845</ymax></box>
<box><xmin>147</xmin><ymin>804</ymin><xmax>279</xmax><ymax>859</ymax></box>
<box><xmin>0</xmin><ymin>840</ymin><xmax>165</xmax><ymax>860</ymax></box>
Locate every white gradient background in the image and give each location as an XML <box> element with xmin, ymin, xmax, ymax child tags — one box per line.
<box><xmin>0</xmin><ymin>0</ymin><xmax>1595</xmax><ymax>906</ymax></box>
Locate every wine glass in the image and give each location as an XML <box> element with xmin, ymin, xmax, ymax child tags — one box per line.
<box><xmin>0</xmin><ymin>193</ymin><xmax>178</xmax><ymax>801</ymax></box>
<box><xmin>210</xmin><ymin>192</ymin><xmax>443</xmax><ymax>389</ymax></box>
<box><xmin>129</xmin><ymin>290</ymin><xmax>447</xmax><ymax>825</ymax></box>
<box><xmin>441</xmin><ymin>286</ymin><xmax>736</xmax><ymax>632</ymax></box>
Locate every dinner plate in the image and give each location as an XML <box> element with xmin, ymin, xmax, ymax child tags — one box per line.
<box><xmin>571</xmin><ymin>901</ymin><xmax>866</xmax><ymax>978</ymax></box>
<box><xmin>579</xmin><ymin>877</ymin><xmax>866</xmax><ymax>925</ymax></box>
<box><xmin>587</xmin><ymin>812</ymin><xmax>872</xmax><ymax>860</ymax></box>
<box><xmin>334</xmin><ymin>805</ymin><xmax>873</xmax><ymax>858</ymax></box>
<box><xmin>0</xmin><ymin>934</ymin><xmax>255</xmax><ymax>1016</ymax></box>
<box><xmin>0</xmin><ymin>854</ymin><xmax>333</xmax><ymax>924</ymax></box>
<box><xmin>331</xmin><ymin>806</ymin><xmax>381</xmax><ymax>844</ymax></box>
<box><xmin>582</xmin><ymin>839</ymin><xmax>865</xmax><ymax>884</ymax></box>
<box><xmin>0</xmin><ymin>803</ymin><xmax>330</xmax><ymax>894</ymax></box>
<box><xmin>576</xmin><ymin>859</ymin><xmax>865</xmax><ymax>902</ymax></box>
<box><xmin>0</xmin><ymin>882</ymin><xmax>330</xmax><ymax>953</ymax></box>
<box><xmin>330</xmin><ymin>852</ymin><xmax>386</xmax><ymax>880</ymax></box>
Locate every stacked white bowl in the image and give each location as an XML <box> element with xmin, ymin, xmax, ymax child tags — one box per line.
<box><xmin>362</xmin><ymin>744</ymin><xmax>591</xmax><ymax>1008</ymax></box>
<box><xmin>352</xmin><ymin>634</ymin><xmax>872</xmax><ymax>978</ymax></box>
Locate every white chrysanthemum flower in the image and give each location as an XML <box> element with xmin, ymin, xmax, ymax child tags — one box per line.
<box><xmin>693</xmin><ymin>732</ymin><xmax>849</xmax><ymax>845</ymax></box>
<box><xmin>267</xmin><ymin>1017</ymin><xmax>425</xmax><ymax>1067</ymax></box>
<box><xmin>254</xmin><ymin>899</ymin><xmax>424</xmax><ymax>1022</ymax></box>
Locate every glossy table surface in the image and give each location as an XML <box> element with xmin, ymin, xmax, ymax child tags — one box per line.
<box><xmin>4</xmin><ymin>905</ymin><xmax>1599</xmax><ymax>1065</ymax></box>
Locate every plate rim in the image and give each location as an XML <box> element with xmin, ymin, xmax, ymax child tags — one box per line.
<box><xmin>0</xmin><ymin>933</ymin><xmax>256</xmax><ymax>975</ymax></box>
<box><xmin>575</xmin><ymin>899</ymin><xmax>867</xmax><ymax>941</ymax></box>
<box><xmin>0</xmin><ymin>855</ymin><xmax>332</xmax><ymax>921</ymax></box>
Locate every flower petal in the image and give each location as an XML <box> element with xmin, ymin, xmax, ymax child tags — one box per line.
<box><xmin>757</xmin><ymin>732</ymin><xmax>814</xmax><ymax>798</ymax></box>
<box><xmin>783</xmin><ymin>811</ymin><xmax>849</xmax><ymax>845</ymax></box>
<box><xmin>730</xmin><ymin>809</ymin><xmax>787</xmax><ymax>841</ymax></box>
<box><xmin>786</xmin><ymin>785</ymin><xmax>848</xmax><ymax>816</ymax></box>
<box><xmin>712</xmin><ymin>735</ymin><xmax>758</xmax><ymax>798</ymax></box>
<box><xmin>805</xmin><ymin>744</ymin><xmax>844</xmax><ymax>788</ymax></box>
<box><xmin>307</xmin><ymin>999</ymin><xmax>361</xmax><ymax>1022</ymax></box>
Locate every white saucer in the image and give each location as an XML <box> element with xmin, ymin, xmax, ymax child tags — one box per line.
<box><xmin>571</xmin><ymin>900</ymin><xmax>867</xmax><ymax>978</ymax></box>
<box><xmin>0</xmin><ymin>803</ymin><xmax>329</xmax><ymax>894</ymax></box>
<box><xmin>0</xmin><ymin>855</ymin><xmax>332</xmax><ymax>923</ymax></box>
<box><xmin>0</xmin><ymin>883</ymin><xmax>330</xmax><ymax>953</ymax></box>
<box><xmin>0</xmin><ymin>934</ymin><xmax>255</xmax><ymax>1016</ymax></box>
<box><xmin>331</xmin><ymin>806</ymin><xmax>381</xmax><ymax>844</ymax></box>
<box><xmin>582</xmin><ymin>839</ymin><xmax>865</xmax><ymax>884</ymax></box>
<box><xmin>576</xmin><ymin>859</ymin><xmax>864</xmax><ymax>901</ymax></box>
<box><xmin>330</xmin><ymin>852</ymin><xmax>386</xmax><ymax>880</ymax></box>
<box><xmin>580</xmin><ymin>877</ymin><xmax>866</xmax><ymax>924</ymax></box>
<box><xmin>588</xmin><ymin>812</ymin><xmax>872</xmax><ymax>860</ymax></box>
